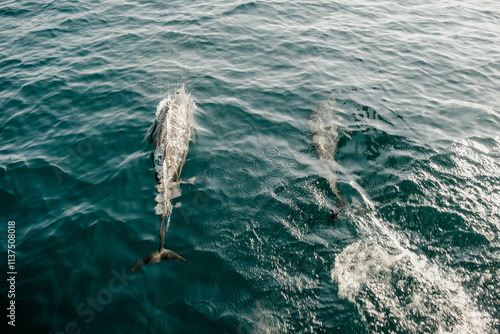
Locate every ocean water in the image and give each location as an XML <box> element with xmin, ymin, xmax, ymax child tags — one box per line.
<box><xmin>1</xmin><ymin>0</ymin><xmax>499</xmax><ymax>333</ymax></box>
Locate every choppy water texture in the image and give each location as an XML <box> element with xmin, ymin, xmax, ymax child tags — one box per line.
<box><xmin>1</xmin><ymin>0</ymin><xmax>499</xmax><ymax>333</ymax></box>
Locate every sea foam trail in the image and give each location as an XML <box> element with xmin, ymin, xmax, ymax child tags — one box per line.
<box><xmin>332</xmin><ymin>213</ymin><xmax>492</xmax><ymax>333</ymax></box>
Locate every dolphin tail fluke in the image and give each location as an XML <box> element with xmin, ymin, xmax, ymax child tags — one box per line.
<box><xmin>132</xmin><ymin>247</ymin><xmax>186</xmax><ymax>271</ymax></box>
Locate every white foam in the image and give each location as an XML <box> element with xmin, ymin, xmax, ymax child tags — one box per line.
<box><xmin>248</xmin><ymin>300</ymin><xmax>283</xmax><ymax>334</ymax></box>
<box><xmin>332</xmin><ymin>214</ymin><xmax>493</xmax><ymax>333</ymax></box>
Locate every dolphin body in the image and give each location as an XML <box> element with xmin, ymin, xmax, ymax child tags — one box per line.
<box><xmin>309</xmin><ymin>94</ymin><xmax>347</xmax><ymax>220</ymax></box>
<box><xmin>133</xmin><ymin>84</ymin><xmax>195</xmax><ymax>271</ymax></box>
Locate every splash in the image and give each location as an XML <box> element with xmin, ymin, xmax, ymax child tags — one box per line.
<box><xmin>332</xmin><ymin>214</ymin><xmax>493</xmax><ymax>333</ymax></box>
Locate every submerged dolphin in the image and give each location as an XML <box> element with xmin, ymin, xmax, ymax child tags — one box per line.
<box><xmin>132</xmin><ymin>84</ymin><xmax>195</xmax><ymax>271</ymax></box>
<box><xmin>309</xmin><ymin>94</ymin><xmax>348</xmax><ymax>219</ymax></box>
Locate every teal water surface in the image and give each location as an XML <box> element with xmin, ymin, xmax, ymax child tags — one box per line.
<box><xmin>1</xmin><ymin>0</ymin><xmax>499</xmax><ymax>333</ymax></box>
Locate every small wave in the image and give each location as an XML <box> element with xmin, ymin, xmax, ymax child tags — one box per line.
<box><xmin>222</xmin><ymin>2</ymin><xmax>259</xmax><ymax>17</ymax></box>
<box><xmin>0</xmin><ymin>6</ymin><xmax>30</xmax><ymax>17</ymax></box>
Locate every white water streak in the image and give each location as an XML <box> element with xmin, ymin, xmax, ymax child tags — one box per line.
<box><xmin>332</xmin><ymin>212</ymin><xmax>492</xmax><ymax>333</ymax></box>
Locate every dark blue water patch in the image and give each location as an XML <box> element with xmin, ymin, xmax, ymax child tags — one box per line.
<box><xmin>382</xmin><ymin>203</ymin><xmax>464</xmax><ymax>236</ymax></box>
<box><xmin>124</xmin><ymin>250</ymin><xmax>258</xmax><ymax>334</ymax></box>
<box><xmin>0</xmin><ymin>157</ymin><xmax>140</xmax><ymax>232</ymax></box>
<box><xmin>5</xmin><ymin>211</ymin><xmax>138</xmax><ymax>329</ymax></box>
<box><xmin>178</xmin><ymin>35</ymin><xmax>217</xmax><ymax>52</ymax></box>
<box><xmin>0</xmin><ymin>58</ymin><xmax>23</xmax><ymax>75</ymax></box>
<box><xmin>59</xmin><ymin>14</ymin><xmax>107</xmax><ymax>31</ymax></box>
<box><xmin>16</xmin><ymin>77</ymin><xmax>70</xmax><ymax>106</ymax></box>
<box><xmin>265</xmin><ymin>240</ymin><xmax>365</xmax><ymax>332</ymax></box>
<box><xmin>42</xmin><ymin>0</ymin><xmax>82</xmax><ymax>14</ymax></box>
<box><xmin>190</xmin><ymin>75</ymin><xmax>234</xmax><ymax>101</ymax></box>
<box><xmin>28</xmin><ymin>27</ymin><xmax>72</xmax><ymax>41</ymax></box>
<box><xmin>0</xmin><ymin>188</ymin><xmax>19</xmax><ymax>215</ymax></box>
<box><xmin>6</xmin><ymin>56</ymin><xmax>61</xmax><ymax>75</ymax></box>
<box><xmin>0</xmin><ymin>98</ymin><xmax>30</xmax><ymax>125</ymax></box>
<box><xmin>222</xmin><ymin>2</ymin><xmax>259</xmax><ymax>17</ymax></box>
<box><xmin>0</xmin><ymin>5</ymin><xmax>30</xmax><ymax>17</ymax></box>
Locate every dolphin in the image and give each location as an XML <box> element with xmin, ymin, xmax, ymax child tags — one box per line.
<box><xmin>309</xmin><ymin>94</ymin><xmax>348</xmax><ymax>221</ymax></box>
<box><xmin>133</xmin><ymin>84</ymin><xmax>195</xmax><ymax>271</ymax></box>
